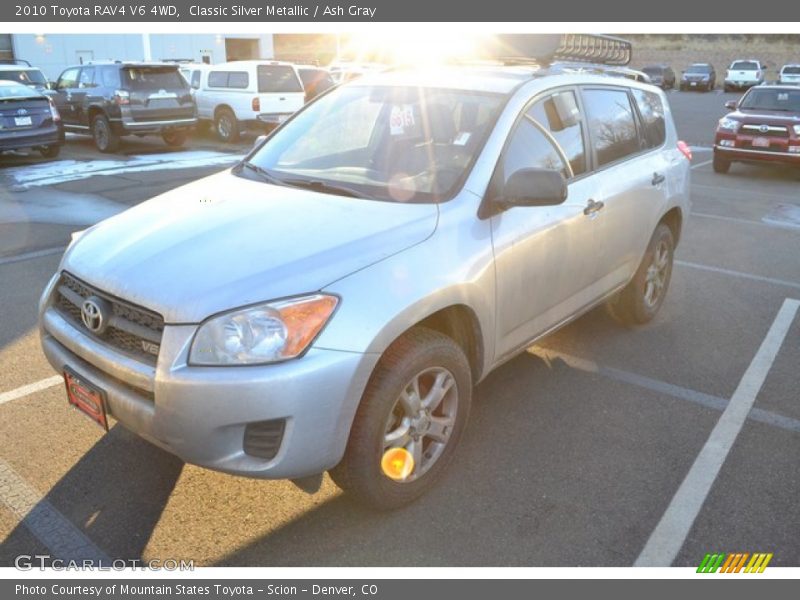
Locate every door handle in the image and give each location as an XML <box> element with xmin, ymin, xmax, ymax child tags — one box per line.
<box><xmin>652</xmin><ymin>172</ymin><xmax>665</xmax><ymax>185</ymax></box>
<box><xmin>583</xmin><ymin>198</ymin><xmax>605</xmax><ymax>216</ymax></box>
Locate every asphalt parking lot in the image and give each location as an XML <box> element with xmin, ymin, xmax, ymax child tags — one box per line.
<box><xmin>0</xmin><ymin>90</ymin><xmax>798</xmax><ymax>568</ymax></box>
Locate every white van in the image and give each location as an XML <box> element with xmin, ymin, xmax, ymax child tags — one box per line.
<box><xmin>195</xmin><ymin>60</ymin><xmax>306</xmax><ymax>142</ymax></box>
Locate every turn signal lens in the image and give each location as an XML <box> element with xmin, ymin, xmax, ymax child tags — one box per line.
<box><xmin>677</xmin><ymin>140</ymin><xmax>692</xmax><ymax>161</ymax></box>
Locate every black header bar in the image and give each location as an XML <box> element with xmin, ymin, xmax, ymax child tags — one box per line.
<box><xmin>2</xmin><ymin>0</ymin><xmax>800</xmax><ymax>22</ymax></box>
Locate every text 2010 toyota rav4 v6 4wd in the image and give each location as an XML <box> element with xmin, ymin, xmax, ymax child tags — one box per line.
<box><xmin>39</xmin><ymin>36</ymin><xmax>690</xmax><ymax>509</ymax></box>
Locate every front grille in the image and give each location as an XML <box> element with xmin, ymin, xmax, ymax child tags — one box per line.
<box><xmin>243</xmin><ymin>419</ymin><xmax>286</xmax><ymax>460</ymax></box>
<box><xmin>741</xmin><ymin>124</ymin><xmax>789</xmax><ymax>138</ymax></box>
<box><xmin>53</xmin><ymin>272</ymin><xmax>164</xmax><ymax>365</ymax></box>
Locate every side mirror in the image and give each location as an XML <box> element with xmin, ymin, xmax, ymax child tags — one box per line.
<box><xmin>498</xmin><ymin>168</ymin><xmax>567</xmax><ymax>209</ymax></box>
<box><xmin>725</xmin><ymin>100</ymin><xmax>737</xmax><ymax>110</ymax></box>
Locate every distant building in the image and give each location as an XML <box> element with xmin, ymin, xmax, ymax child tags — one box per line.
<box><xmin>1</xmin><ymin>34</ymin><xmax>276</xmax><ymax>80</ymax></box>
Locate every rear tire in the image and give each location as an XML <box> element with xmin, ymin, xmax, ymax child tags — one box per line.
<box><xmin>330</xmin><ymin>327</ymin><xmax>472</xmax><ymax>510</ymax></box>
<box><xmin>162</xmin><ymin>129</ymin><xmax>188</xmax><ymax>147</ymax></box>
<box><xmin>713</xmin><ymin>154</ymin><xmax>731</xmax><ymax>174</ymax></box>
<box><xmin>214</xmin><ymin>108</ymin><xmax>239</xmax><ymax>143</ymax></box>
<box><xmin>91</xmin><ymin>114</ymin><xmax>120</xmax><ymax>153</ymax></box>
<box><xmin>607</xmin><ymin>223</ymin><xmax>675</xmax><ymax>326</ymax></box>
<box><xmin>38</xmin><ymin>145</ymin><xmax>60</xmax><ymax>158</ymax></box>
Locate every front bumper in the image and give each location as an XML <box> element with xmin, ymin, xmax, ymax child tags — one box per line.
<box><xmin>724</xmin><ymin>79</ymin><xmax>760</xmax><ymax>89</ymax></box>
<box><xmin>714</xmin><ymin>144</ymin><xmax>800</xmax><ymax>165</ymax></box>
<box><xmin>0</xmin><ymin>124</ymin><xmax>64</xmax><ymax>151</ymax></box>
<box><xmin>39</xmin><ymin>284</ymin><xmax>379</xmax><ymax>479</ymax></box>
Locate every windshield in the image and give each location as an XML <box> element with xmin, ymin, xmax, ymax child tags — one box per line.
<box><xmin>739</xmin><ymin>89</ymin><xmax>800</xmax><ymax>112</ymax></box>
<box><xmin>686</xmin><ymin>65</ymin><xmax>711</xmax><ymax>74</ymax></box>
<box><xmin>122</xmin><ymin>67</ymin><xmax>187</xmax><ymax>90</ymax></box>
<box><xmin>642</xmin><ymin>67</ymin><xmax>663</xmax><ymax>75</ymax></box>
<box><xmin>0</xmin><ymin>83</ymin><xmax>39</xmax><ymax>98</ymax></box>
<box><xmin>731</xmin><ymin>61</ymin><xmax>759</xmax><ymax>70</ymax></box>
<box><xmin>782</xmin><ymin>66</ymin><xmax>800</xmax><ymax>75</ymax></box>
<box><xmin>0</xmin><ymin>69</ymin><xmax>47</xmax><ymax>86</ymax></box>
<box><xmin>244</xmin><ymin>85</ymin><xmax>505</xmax><ymax>203</ymax></box>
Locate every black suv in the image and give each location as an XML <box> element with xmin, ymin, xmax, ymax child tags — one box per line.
<box><xmin>642</xmin><ymin>65</ymin><xmax>676</xmax><ymax>89</ymax></box>
<box><xmin>50</xmin><ymin>62</ymin><xmax>197</xmax><ymax>152</ymax></box>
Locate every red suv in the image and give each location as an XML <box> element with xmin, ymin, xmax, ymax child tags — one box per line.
<box><xmin>713</xmin><ymin>85</ymin><xmax>800</xmax><ymax>173</ymax></box>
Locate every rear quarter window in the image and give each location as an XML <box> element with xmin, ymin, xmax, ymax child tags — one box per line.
<box><xmin>582</xmin><ymin>88</ymin><xmax>641</xmax><ymax>167</ymax></box>
<box><xmin>257</xmin><ymin>65</ymin><xmax>303</xmax><ymax>93</ymax></box>
<box><xmin>632</xmin><ymin>89</ymin><xmax>666</xmax><ymax>149</ymax></box>
<box><xmin>207</xmin><ymin>71</ymin><xmax>249</xmax><ymax>89</ymax></box>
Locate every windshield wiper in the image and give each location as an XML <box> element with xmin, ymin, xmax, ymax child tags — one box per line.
<box><xmin>236</xmin><ymin>161</ymin><xmax>285</xmax><ymax>185</ymax></box>
<box><xmin>281</xmin><ymin>178</ymin><xmax>368</xmax><ymax>199</ymax></box>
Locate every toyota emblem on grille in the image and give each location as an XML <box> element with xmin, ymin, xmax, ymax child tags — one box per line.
<box><xmin>81</xmin><ymin>296</ymin><xmax>108</xmax><ymax>334</ymax></box>
<box><xmin>16</xmin><ymin>108</ymin><xmax>28</xmax><ymax>116</ymax></box>
<box><xmin>759</xmin><ymin>124</ymin><xmax>770</xmax><ymax>133</ymax></box>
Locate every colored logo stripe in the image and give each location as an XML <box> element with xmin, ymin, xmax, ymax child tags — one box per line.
<box><xmin>697</xmin><ymin>552</ymin><xmax>773</xmax><ymax>573</ymax></box>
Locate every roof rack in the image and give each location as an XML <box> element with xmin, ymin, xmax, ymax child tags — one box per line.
<box><xmin>484</xmin><ymin>34</ymin><xmax>632</xmax><ymax>67</ymax></box>
<box><xmin>0</xmin><ymin>59</ymin><xmax>32</xmax><ymax>67</ymax></box>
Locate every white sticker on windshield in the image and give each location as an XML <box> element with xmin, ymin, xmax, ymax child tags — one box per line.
<box><xmin>453</xmin><ymin>132</ymin><xmax>471</xmax><ymax>146</ymax></box>
<box><xmin>390</xmin><ymin>104</ymin><xmax>415</xmax><ymax>135</ymax></box>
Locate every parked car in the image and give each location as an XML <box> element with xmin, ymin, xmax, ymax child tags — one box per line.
<box><xmin>49</xmin><ymin>61</ymin><xmax>197</xmax><ymax>153</ymax></box>
<box><xmin>296</xmin><ymin>65</ymin><xmax>335</xmax><ymax>102</ymax></box>
<box><xmin>0</xmin><ymin>80</ymin><xmax>63</xmax><ymax>158</ymax></box>
<box><xmin>0</xmin><ymin>59</ymin><xmax>50</xmax><ymax>92</ymax></box>
<box><xmin>641</xmin><ymin>65</ymin><xmax>676</xmax><ymax>89</ymax></box>
<box><xmin>39</xmin><ymin>60</ymin><xmax>690</xmax><ymax>509</ymax></box>
<box><xmin>195</xmin><ymin>60</ymin><xmax>306</xmax><ymax>143</ymax></box>
<box><xmin>680</xmin><ymin>63</ymin><xmax>716</xmax><ymax>91</ymax></box>
<box><xmin>713</xmin><ymin>84</ymin><xmax>800</xmax><ymax>173</ymax></box>
<box><xmin>778</xmin><ymin>64</ymin><xmax>800</xmax><ymax>85</ymax></box>
<box><xmin>724</xmin><ymin>60</ymin><xmax>766</xmax><ymax>92</ymax></box>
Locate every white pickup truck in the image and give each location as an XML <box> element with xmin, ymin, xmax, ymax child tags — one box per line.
<box><xmin>724</xmin><ymin>60</ymin><xmax>766</xmax><ymax>92</ymax></box>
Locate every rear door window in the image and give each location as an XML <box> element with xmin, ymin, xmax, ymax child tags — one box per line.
<box><xmin>582</xmin><ymin>88</ymin><xmax>641</xmax><ymax>167</ymax></box>
<box><xmin>631</xmin><ymin>88</ymin><xmax>666</xmax><ymax>149</ymax></box>
<box><xmin>99</xmin><ymin>66</ymin><xmax>120</xmax><ymax>88</ymax></box>
<box><xmin>257</xmin><ymin>65</ymin><xmax>303</xmax><ymax>93</ymax></box>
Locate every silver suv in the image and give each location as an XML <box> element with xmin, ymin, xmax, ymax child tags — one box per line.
<box><xmin>39</xmin><ymin>38</ymin><xmax>691</xmax><ymax>509</ymax></box>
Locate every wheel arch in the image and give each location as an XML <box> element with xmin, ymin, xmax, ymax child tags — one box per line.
<box><xmin>659</xmin><ymin>206</ymin><xmax>683</xmax><ymax>247</ymax></box>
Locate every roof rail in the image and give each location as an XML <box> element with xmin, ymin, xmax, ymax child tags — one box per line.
<box><xmin>0</xmin><ymin>59</ymin><xmax>33</xmax><ymax>67</ymax></box>
<box><xmin>484</xmin><ymin>34</ymin><xmax>632</xmax><ymax>67</ymax></box>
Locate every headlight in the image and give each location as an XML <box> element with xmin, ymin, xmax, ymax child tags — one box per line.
<box><xmin>718</xmin><ymin>117</ymin><xmax>741</xmax><ymax>132</ymax></box>
<box><xmin>793</xmin><ymin>124</ymin><xmax>800</xmax><ymax>136</ymax></box>
<box><xmin>189</xmin><ymin>294</ymin><xmax>338</xmax><ymax>365</ymax></box>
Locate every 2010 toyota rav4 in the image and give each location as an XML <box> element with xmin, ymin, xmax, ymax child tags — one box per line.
<box><xmin>39</xmin><ymin>63</ymin><xmax>691</xmax><ymax>509</ymax></box>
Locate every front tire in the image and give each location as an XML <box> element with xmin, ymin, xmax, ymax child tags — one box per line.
<box><xmin>607</xmin><ymin>223</ymin><xmax>675</xmax><ymax>326</ymax></box>
<box><xmin>330</xmin><ymin>327</ymin><xmax>472</xmax><ymax>510</ymax></box>
<box><xmin>713</xmin><ymin>154</ymin><xmax>731</xmax><ymax>174</ymax></box>
<box><xmin>91</xmin><ymin>114</ymin><xmax>120</xmax><ymax>153</ymax></box>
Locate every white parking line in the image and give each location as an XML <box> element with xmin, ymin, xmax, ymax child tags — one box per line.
<box><xmin>0</xmin><ymin>246</ymin><xmax>66</xmax><ymax>267</ymax></box>
<box><xmin>0</xmin><ymin>376</ymin><xmax>63</xmax><ymax>406</ymax></box>
<box><xmin>634</xmin><ymin>298</ymin><xmax>799</xmax><ymax>567</ymax></box>
<box><xmin>676</xmin><ymin>260</ymin><xmax>800</xmax><ymax>292</ymax></box>
<box><xmin>0</xmin><ymin>459</ymin><xmax>109</xmax><ymax>562</ymax></box>
<box><xmin>691</xmin><ymin>159</ymin><xmax>713</xmax><ymax>170</ymax></box>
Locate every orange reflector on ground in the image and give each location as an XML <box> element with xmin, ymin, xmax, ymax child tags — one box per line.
<box><xmin>381</xmin><ymin>447</ymin><xmax>414</xmax><ymax>480</ymax></box>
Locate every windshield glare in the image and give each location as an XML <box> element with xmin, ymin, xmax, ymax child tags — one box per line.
<box><xmin>686</xmin><ymin>66</ymin><xmax>711</xmax><ymax>74</ymax></box>
<box><xmin>247</xmin><ymin>85</ymin><xmax>504</xmax><ymax>203</ymax></box>
<box><xmin>739</xmin><ymin>89</ymin><xmax>800</xmax><ymax>112</ymax></box>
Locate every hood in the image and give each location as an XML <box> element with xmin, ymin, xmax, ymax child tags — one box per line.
<box><xmin>62</xmin><ymin>170</ymin><xmax>438</xmax><ymax>323</ymax></box>
<box><xmin>730</xmin><ymin>109</ymin><xmax>800</xmax><ymax>124</ymax></box>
